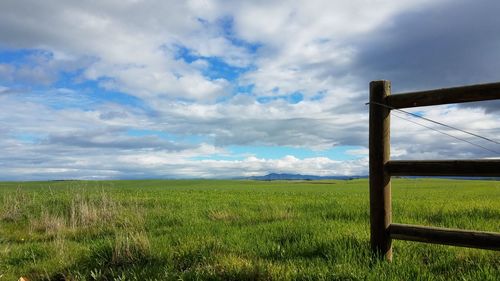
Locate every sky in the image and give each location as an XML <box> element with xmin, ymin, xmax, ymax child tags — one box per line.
<box><xmin>0</xmin><ymin>0</ymin><xmax>499</xmax><ymax>180</ymax></box>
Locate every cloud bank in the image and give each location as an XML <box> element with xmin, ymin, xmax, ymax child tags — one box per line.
<box><xmin>0</xmin><ymin>0</ymin><xmax>499</xmax><ymax>180</ymax></box>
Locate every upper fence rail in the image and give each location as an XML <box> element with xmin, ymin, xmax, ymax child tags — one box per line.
<box><xmin>386</xmin><ymin>82</ymin><xmax>500</xmax><ymax>109</ymax></box>
<box><xmin>386</xmin><ymin>160</ymin><xmax>500</xmax><ymax>177</ymax></box>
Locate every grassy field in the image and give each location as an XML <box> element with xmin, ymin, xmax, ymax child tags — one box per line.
<box><xmin>0</xmin><ymin>179</ymin><xmax>499</xmax><ymax>280</ymax></box>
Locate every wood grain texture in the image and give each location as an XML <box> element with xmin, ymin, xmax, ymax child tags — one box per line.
<box><xmin>369</xmin><ymin>80</ymin><xmax>392</xmax><ymax>261</ymax></box>
<box><xmin>389</xmin><ymin>223</ymin><xmax>500</xmax><ymax>251</ymax></box>
<box><xmin>387</xmin><ymin>82</ymin><xmax>500</xmax><ymax>109</ymax></box>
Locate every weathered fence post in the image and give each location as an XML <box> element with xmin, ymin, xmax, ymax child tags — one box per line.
<box><xmin>369</xmin><ymin>80</ymin><xmax>392</xmax><ymax>261</ymax></box>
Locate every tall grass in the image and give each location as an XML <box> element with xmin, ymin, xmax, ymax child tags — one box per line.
<box><xmin>0</xmin><ymin>179</ymin><xmax>498</xmax><ymax>280</ymax></box>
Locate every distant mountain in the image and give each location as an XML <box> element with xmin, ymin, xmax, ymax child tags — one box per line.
<box><xmin>244</xmin><ymin>173</ymin><xmax>498</xmax><ymax>181</ymax></box>
<box><xmin>247</xmin><ymin>173</ymin><xmax>366</xmax><ymax>181</ymax></box>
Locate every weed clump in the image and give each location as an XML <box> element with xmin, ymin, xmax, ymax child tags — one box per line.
<box><xmin>1</xmin><ymin>189</ymin><xmax>30</xmax><ymax>222</ymax></box>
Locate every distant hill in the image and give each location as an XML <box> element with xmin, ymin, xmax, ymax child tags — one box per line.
<box><xmin>247</xmin><ymin>173</ymin><xmax>366</xmax><ymax>181</ymax></box>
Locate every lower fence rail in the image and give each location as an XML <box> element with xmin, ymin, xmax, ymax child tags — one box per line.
<box><xmin>388</xmin><ymin>223</ymin><xmax>500</xmax><ymax>251</ymax></box>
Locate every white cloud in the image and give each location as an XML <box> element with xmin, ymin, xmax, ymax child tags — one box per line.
<box><xmin>391</xmin><ymin>105</ymin><xmax>500</xmax><ymax>160</ymax></box>
<box><xmin>0</xmin><ymin>0</ymin><xmax>245</xmax><ymax>101</ymax></box>
<box><xmin>228</xmin><ymin>0</ymin><xmax>435</xmax><ymax>98</ymax></box>
<box><xmin>0</xmin><ymin>0</ymin><xmax>436</xmax><ymax>102</ymax></box>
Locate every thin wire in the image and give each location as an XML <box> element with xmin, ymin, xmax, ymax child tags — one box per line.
<box><xmin>391</xmin><ymin>111</ymin><xmax>500</xmax><ymax>155</ymax></box>
<box><xmin>366</xmin><ymin>101</ymin><xmax>500</xmax><ymax>145</ymax></box>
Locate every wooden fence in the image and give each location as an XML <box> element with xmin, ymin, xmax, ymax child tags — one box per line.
<box><xmin>369</xmin><ymin>80</ymin><xmax>500</xmax><ymax>261</ymax></box>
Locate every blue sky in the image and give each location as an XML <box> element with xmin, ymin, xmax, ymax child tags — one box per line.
<box><xmin>0</xmin><ymin>0</ymin><xmax>499</xmax><ymax>180</ymax></box>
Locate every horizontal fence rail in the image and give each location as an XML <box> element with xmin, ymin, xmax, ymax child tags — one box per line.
<box><xmin>386</xmin><ymin>160</ymin><xmax>500</xmax><ymax>177</ymax></box>
<box><xmin>389</xmin><ymin>224</ymin><xmax>500</xmax><ymax>251</ymax></box>
<box><xmin>386</xmin><ymin>82</ymin><xmax>500</xmax><ymax>109</ymax></box>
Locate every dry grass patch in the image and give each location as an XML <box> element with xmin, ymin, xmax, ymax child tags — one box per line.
<box><xmin>112</xmin><ymin>231</ymin><xmax>151</xmax><ymax>265</ymax></box>
<box><xmin>69</xmin><ymin>192</ymin><xmax>118</xmax><ymax>229</ymax></box>
<box><xmin>208</xmin><ymin>210</ymin><xmax>240</xmax><ymax>222</ymax></box>
<box><xmin>29</xmin><ymin>211</ymin><xmax>65</xmax><ymax>235</ymax></box>
<box><xmin>27</xmin><ymin>192</ymin><xmax>121</xmax><ymax>237</ymax></box>
<box><xmin>216</xmin><ymin>254</ymin><xmax>253</xmax><ymax>270</ymax></box>
<box><xmin>1</xmin><ymin>190</ymin><xmax>30</xmax><ymax>222</ymax></box>
<box><xmin>261</xmin><ymin>207</ymin><xmax>295</xmax><ymax>222</ymax></box>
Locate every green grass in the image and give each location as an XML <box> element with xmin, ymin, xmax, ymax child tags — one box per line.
<box><xmin>0</xmin><ymin>179</ymin><xmax>499</xmax><ymax>280</ymax></box>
